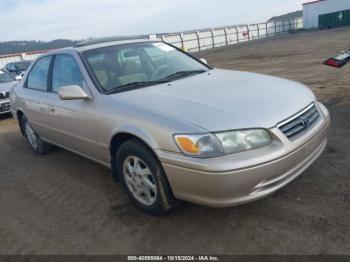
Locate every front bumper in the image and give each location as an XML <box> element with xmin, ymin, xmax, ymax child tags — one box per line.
<box><xmin>157</xmin><ymin>102</ymin><xmax>331</xmax><ymax>207</ymax></box>
<box><xmin>0</xmin><ymin>100</ymin><xmax>11</xmax><ymax>115</ymax></box>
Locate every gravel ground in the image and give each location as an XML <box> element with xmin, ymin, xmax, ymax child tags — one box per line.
<box><xmin>197</xmin><ymin>27</ymin><xmax>350</xmax><ymax>106</ymax></box>
<box><xmin>0</xmin><ymin>28</ymin><xmax>349</xmax><ymax>255</ymax></box>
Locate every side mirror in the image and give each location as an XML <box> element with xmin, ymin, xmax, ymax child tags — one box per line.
<box><xmin>58</xmin><ymin>85</ymin><xmax>90</xmax><ymax>100</ymax></box>
<box><xmin>199</xmin><ymin>58</ymin><xmax>208</xmax><ymax>65</ymax></box>
<box><xmin>15</xmin><ymin>75</ymin><xmax>22</xmax><ymax>81</ymax></box>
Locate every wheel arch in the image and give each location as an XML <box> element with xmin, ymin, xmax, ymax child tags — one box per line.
<box><xmin>109</xmin><ymin>130</ymin><xmax>177</xmax><ymax>209</ymax></box>
<box><xmin>16</xmin><ymin>110</ymin><xmax>25</xmax><ymax>136</ymax></box>
<box><xmin>109</xmin><ymin>126</ymin><xmax>160</xmax><ymax>182</ymax></box>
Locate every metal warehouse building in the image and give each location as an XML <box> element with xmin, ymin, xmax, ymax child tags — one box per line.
<box><xmin>303</xmin><ymin>0</ymin><xmax>350</xmax><ymax>28</ymax></box>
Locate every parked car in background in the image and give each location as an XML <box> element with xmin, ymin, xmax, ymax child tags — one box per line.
<box><xmin>10</xmin><ymin>38</ymin><xmax>330</xmax><ymax>214</ymax></box>
<box><xmin>0</xmin><ymin>70</ymin><xmax>16</xmax><ymax>115</ymax></box>
<box><xmin>4</xmin><ymin>60</ymin><xmax>32</xmax><ymax>80</ymax></box>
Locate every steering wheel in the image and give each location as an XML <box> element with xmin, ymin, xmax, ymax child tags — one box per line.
<box><xmin>152</xmin><ymin>65</ymin><xmax>172</xmax><ymax>80</ymax></box>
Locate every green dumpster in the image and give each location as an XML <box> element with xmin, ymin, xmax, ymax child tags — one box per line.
<box><xmin>319</xmin><ymin>9</ymin><xmax>350</xmax><ymax>28</ymax></box>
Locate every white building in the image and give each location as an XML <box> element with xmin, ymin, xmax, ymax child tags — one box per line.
<box><xmin>303</xmin><ymin>0</ymin><xmax>350</xmax><ymax>28</ymax></box>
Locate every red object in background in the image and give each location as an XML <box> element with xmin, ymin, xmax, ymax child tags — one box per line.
<box><xmin>323</xmin><ymin>51</ymin><xmax>350</xmax><ymax>68</ymax></box>
<box><xmin>323</xmin><ymin>58</ymin><xmax>347</xmax><ymax>68</ymax></box>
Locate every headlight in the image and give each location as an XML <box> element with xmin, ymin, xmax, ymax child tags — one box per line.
<box><xmin>174</xmin><ymin>129</ymin><xmax>271</xmax><ymax>158</ymax></box>
<box><xmin>215</xmin><ymin>129</ymin><xmax>272</xmax><ymax>155</ymax></box>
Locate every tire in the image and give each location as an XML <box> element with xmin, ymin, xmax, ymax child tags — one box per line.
<box><xmin>116</xmin><ymin>139</ymin><xmax>178</xmax><ymax>215</ymax></box>
<box><xmin>21</xmin><ymin>116</ymin><xmax>53</xmax><ymax>154</ymax></box>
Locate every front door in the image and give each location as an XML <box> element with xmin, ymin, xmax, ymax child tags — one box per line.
<box><xmin>44</xmin><ymin>54</ymin><xmax>101</xmax><ymax>161</ymax></box>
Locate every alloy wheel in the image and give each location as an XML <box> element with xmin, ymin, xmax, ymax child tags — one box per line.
<box><xmin>123</xmin><ymin>156</ymin><xmax>157</xmax><ymax>206</ymax></box>
<box><xmin>24</xmin><ymin>121</ymin><xmax>38</xmax><ymax>149</ymax></box>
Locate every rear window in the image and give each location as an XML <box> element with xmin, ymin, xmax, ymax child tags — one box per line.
<box><xmin>15</xmin><ymin>61</ymin><xmax>31</xmax><ymax>71</ymax></box>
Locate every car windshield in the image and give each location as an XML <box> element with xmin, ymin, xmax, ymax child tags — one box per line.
<box><xmin>0</xmin><ymin>70</ymin><xmax>14</xmax><ymax>83</ymax></box>
<box><xmin>83</xmin><ymin>42</ymin><xmax>209</xmax><ymax>93</ymax></box>
<box><xmin>14</xmin><ymin>61</ymin><xmax>31</xmax><ymax>71</ymax></box>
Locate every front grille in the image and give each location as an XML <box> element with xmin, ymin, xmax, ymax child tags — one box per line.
<box><xmin>0</xmin><ymin>92</ymin><xmax>10</xmax><ymax>99</ymax></box>
<box><xmin>0</xmin><ymin>102</ymin><xmax>10</xmax><ymax>112</ymax></box>
<box><xmin>278</xmin><ymin>104</ymin><xmax>320</xmax><ymax>140</ymax></box>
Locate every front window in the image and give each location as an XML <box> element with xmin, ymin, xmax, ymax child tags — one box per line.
<box><xmin>0</xmin><ymin>70</ymin><xmax>14</xmax><ymax>83</ymax></box>
<box><xmin>52</xmin><ymin>55</ymin><xmax>84</xmax><ymax>93</ymax></box>
<box><xmin>83</xmin><ymin>42</ymin><xmax>209</xmax><ymax>94</ymax></box>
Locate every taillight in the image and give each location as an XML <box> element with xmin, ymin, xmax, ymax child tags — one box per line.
<box><xmin>323</xmin><ymin>58</ymin><xmax>347</xmax><ymax>68</ymax></box>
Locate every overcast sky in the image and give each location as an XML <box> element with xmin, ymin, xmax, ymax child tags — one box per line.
<box><xmin>0</xmin><ymin>0</ymin><xmax>308</xmax><ymax>41</ymax></box>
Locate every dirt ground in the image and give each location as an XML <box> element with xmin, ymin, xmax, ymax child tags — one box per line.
<box><xmin>198</xmin><ymin>27</ymin><xmax>350</xmax><ymax>106</ymax></box>
<box><xmin>0</xmin><ymin>28</ymin><xmax>349</xmax><ymax>255</ymax></box>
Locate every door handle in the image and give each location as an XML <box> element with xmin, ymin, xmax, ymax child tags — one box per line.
<box><xmin>49</xmin><ymin>107</ymin><xmax>55</xmax><ymax>113</ymax></box>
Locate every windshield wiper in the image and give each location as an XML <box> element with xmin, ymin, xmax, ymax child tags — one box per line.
<box><xmin>159</xmin><ymin>70</ymin><xmax>207</xmax><ymax>81</ymax></box>
<box><xmin>104</xmin><ymin>70</ymin><xmax>207</xmax><ymax>95</ymax></box>
<box><xmin>105</xmin><ymin>80</ymin><xmax>169</xmax><ymax>95</ymax></box>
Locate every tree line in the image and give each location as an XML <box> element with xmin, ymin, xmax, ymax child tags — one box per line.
<box><xmin>0</xmin><ymin>39</ymin><xmax>80</xmax><ymax>55</ymax></box>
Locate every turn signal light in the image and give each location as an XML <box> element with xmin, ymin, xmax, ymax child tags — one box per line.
<box><xmin>175</xmin><ymin>136</ymin><xmax>199</xmax><ymax>154</ymax></box>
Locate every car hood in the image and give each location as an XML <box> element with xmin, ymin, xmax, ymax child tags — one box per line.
<box><xmin>0</xmin><ymin>81</ymin><xmax>16</xmax><ymax>93</ymax></box>
<box><xmin>112</xmin><ymin>69</ymin><xmax>315</xmax><ymax>131</ymax></box>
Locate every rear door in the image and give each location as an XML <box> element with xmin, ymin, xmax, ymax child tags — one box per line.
<box><xmin>21</xmin><ymin>56</ymin><xmax>52</xmax><ymax>137</ymax></box>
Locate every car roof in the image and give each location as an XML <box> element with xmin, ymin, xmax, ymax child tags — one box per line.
<box><xmin>13</xmin><ymin>60</ymin><xmax>31</xmax><ymax>64</ymax></box>
<box><xmin>42</xmin><ymin>37</ymin><xmax>159</xmax><ymax>57</ymax></box>
<box><xmin>75</xmin><ymin>38</ymin><xmax>157</xmax><ymax>52</ymax></box>
<box><xmin>6</xmin><ymin>60</ymin><xmax>31</xmax><ymax>66</ymax></box>
<box><xmin>74</xmin><ymin>35</ymin><xmax>152</xmax><ymax>47</ymax></box>
<box><xmin>36</xmin><ymin>36</ymin><xmax>163</xmax><ymax>59</ymax></box>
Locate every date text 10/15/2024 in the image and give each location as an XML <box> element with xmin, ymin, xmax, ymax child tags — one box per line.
<box><xmin>127</xmin><ymin>256</ymin><xmax>220</xmax><ymax>261</ymax></box>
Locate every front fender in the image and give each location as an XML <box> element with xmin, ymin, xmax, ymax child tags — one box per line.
<box><xmin>110</xmin><ymin>124</ymin><xmax>159</xmax><ymax>151</ymax></box>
